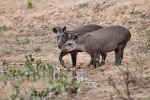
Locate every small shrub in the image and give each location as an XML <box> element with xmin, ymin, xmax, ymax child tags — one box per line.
<box><xmin>16</xmin><ymin>37</ymin><xmax>30</xmax><ymax>45</ymax></box>
<box><xmin>1</xmin><ymin>55</ymin><xmax>81</xmax><ymax>99</ymax></box>
<box><xmin>78</xmin><ymin>3</ymin><xmax>88</xmax><ymax>8</ymax></box>
<box><xmin>27</xmin><ymin>0</ymin><xmax>33</xmax><ymax>7</ymax></box>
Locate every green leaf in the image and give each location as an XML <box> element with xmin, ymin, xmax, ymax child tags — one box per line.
<box><xmin>30</xmin><ymin>58</ymin><xmax>35</xmax><ymax>62</ymax></box>
<box><xmin>29</xmin><ymin>54</ymin><xmax>32</xmax><ymax>59</ymax></box>
<box><xmin>24</xmin><ymin>55</ymin><xmax>28</xmax><ymax>59</ymax></box>
<box><xmin>51</xmin><ymin>87</ymin><xmax>56</xmax><ymax>92</ymax></box>
<box><xmin>10</xmin><ymin>94</ymin><xmax>16</xmax><ymax>100</ymax></box>
<box><xmin>4</xmin><ymin>98</ymin><xmax>9</xmax><ymax>100</ymax></box>
<box><xmin>48</xmin><ymin>80</ymin><xmax>53</xmax><ymax>85</ymax></box>
<box><xmin>2</xmin><ymin>60</ymin><xmax>8</xmax><ymax>66</ymax></box>
<box><xmin>55</xmin><ymin>73</ymin><xmax>59</xmax><ymax>79</ymax></box>
<box><xmin>20</xmin><ymin>72</ymin><xmax>26</xmax><ymax>77</ymax></box>
<box><xmin>15</xmin><ymin>86</ymin><xmax>20</xmax><ymax>94</ymax></box>
<box><xmin>17</xmin><ymin>70</ymin><xmax>22</xmax><ymax>75</ymax></box>
<box><xmin>24</xmin><ymin>62</ymin><xmax>31</xmax><ymax>69</ymax></box>
<box><xmin>17</xmin><ymin>79</ymin><xmax>25</xmax><ymax>85</ymax></box>
<box><xmin>30</xmin><ymin>87</ymin><xmax>35</xmax><ymax>92</ymax></box>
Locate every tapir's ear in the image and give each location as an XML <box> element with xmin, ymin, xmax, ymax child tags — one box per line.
<box><xmin>62</xmin><ymin>26</ymin><xmax>66</xmax><ymax>32</ymax></box>
<box><xmin>53</xmin><ymin>28</ymin><xmax>58</xmax><ymax>33</ymax></box>
<box><xmin>73</xmin><ymin>34</ymin><xmax>78</xmax><ymax>41</ymax></box>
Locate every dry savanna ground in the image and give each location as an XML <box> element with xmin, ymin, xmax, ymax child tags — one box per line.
<box><xmin>0</xmin><ymin>0</ymin><xmax>150</xmax><ymax>99</ymax></box>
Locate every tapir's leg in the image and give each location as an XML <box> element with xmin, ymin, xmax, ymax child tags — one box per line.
<box><xmin>100</xmin><ymin>53</ymin><xmax>107</xmax><ymax>66</ymax></box>
<box><xmin>114</xmin><ymin>48</ymin><xmax>119</xmax><ymax>65</ymax></box>
<box><xmin>87</xmin><ymin>54</ymin><xmax>94</xmax><ymax>67</ymax></box>
<box><xmin>118</xmin><ymin>43</ymin><xmax>127</xmax><ymax>65</ymax></box>
<box><xmin>93</xmin><ymin>52</ymin><xmax>100</xmax><ymax>68</ymax></box>
<box><xmin>87</xmin><ymin>53</ymin><xmax>107</xmax><ymax>67</ymax></box>
<box><xmin>59</xmin><ymin>51</ymin><xmax>69</xmax><ymax>66</ymax></box>
<box><xmin>70</xmin><ymin>50</ymin><xmax>78</xmax><ymax>68</ymax></box>
<box><xmin>118</xmin><ymin>48</ymin><xmax>124</xmax><ymax>65</ymax></box>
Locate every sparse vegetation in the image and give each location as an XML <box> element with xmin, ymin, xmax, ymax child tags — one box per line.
<box><xmin>1</xmin><ymin>55</ymin><xmax>81</xmax><ymax>99</ymax></box>
<box><xmin>78</xmin><ymin>3</ymin><xmax>88</xmax><ymax>8</ymax></box>
<box><xmin>16</xmin><ymin>37</ymin><xmax>30</xmax><ymax>45</ymax></box>
<box><xmin>27</xmin><ymin>0</ymin><xmax>33</xmax><ymax>7</ymax></box>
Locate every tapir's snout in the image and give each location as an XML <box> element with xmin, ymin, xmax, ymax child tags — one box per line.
<box><xmin>62</xmin><ymin>48</ymin><xmax>69</xmax><ymax>52</ymax></box>
<box><xmin>61</xmin><ymin>45</ymin><xmax>69</xmax><ymax>52</ymax></box>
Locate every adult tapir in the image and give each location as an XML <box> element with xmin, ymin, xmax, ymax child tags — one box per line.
<box><xmin>52</xmin><ymin>24</ymin><xmax>107</xmax><ymax>68</ymax></box>
<box><xmin>61</xmin><ymin>25</ymin><xmax>131</xmax><ymax>68</ymax></box>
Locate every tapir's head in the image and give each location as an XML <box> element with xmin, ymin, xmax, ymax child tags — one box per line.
<box><xmin>61</xmin><ymin>34</ymin><xmax>82</xmax><ymax>52</ymax></box>
<box><xmin>52</xmin><ymin>26</ymin><xmax>67</xmax><ymax>49</ymax></box>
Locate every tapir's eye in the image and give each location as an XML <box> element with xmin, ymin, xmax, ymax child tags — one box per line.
<box><xmin>68</xmin><ymin>43</ymin><xmax>72</xmax><ymax>46</ymax></box>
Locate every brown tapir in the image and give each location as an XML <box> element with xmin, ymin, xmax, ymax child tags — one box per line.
<box><xmin>52</xmin><ymin>24</ymin><xmax>106</xmax><ymax>68</ymax></box>
<box><xmin>61</xmin><ymin>25</ymin><xmax>131</xmax><ymax>68</ymax></box>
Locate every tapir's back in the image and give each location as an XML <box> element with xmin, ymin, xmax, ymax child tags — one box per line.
<box><xmin>67</xmin><ymin>24</ymin><xmax>103</xmax><ymax>35</ymax></box>
<box><xmin>87</xmin><ymin>25</ymin><xmax>131</xmax><ymax>42</ymax></box>
<box><xmin>85</xmin><ymin>26</ymin><xmax>131</xmax><ymax>53</ymax></box>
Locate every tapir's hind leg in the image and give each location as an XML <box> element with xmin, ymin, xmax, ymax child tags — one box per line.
<box><xmin>93</xmin><ymin>51</ymin><xmax>100</xmax><ymax>68</ymax></box>
<box><xmin>118</xmin><ymin>43</ymin><xmax>127</xmax><ymax>65</ymax></box>
<box><xmin>100</xmin><ymin>53</ymin><xmax>107</xmax><ymax>66</ymax></box>
<box><xmin>115</xmin><ymin>48</ymin><xmax>119</xmax><ymax>65</ymax></box>
<box><xmin>115</xmin><ymin>43</ymin><xmax>127</xmax><ymax>65</ymax></box>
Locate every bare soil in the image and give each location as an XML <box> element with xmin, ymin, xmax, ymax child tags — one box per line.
<box><xmin>0</xmin><ymin>0</ymin><xmax>150</xmax><ymax>99</ymax></box>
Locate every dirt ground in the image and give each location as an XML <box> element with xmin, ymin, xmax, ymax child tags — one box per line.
<box><xmin>0</xmin><ymin>0</ymin><xmax>150</xmax><ymax>99</ymax></box>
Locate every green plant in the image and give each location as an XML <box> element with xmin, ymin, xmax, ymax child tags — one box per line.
<box><xmin>78</xmin><ymin>3</ymin><xmax>88</xmax><ymax>8</ymax></box>
<box><xmin>16</xmin><ymin>37</ymin><xmax>30</xmax><ymax>45</ymax></box>
<box><xmin>146</xmin><ymin>30</ymin><xmax>150</xmax><ymax>35</ymax></box>
<box><xmin>27</xmin><ymin>0</ymin><xmax>33</xmax><ymax>7</ymax></box>
<box><xmin>30</xmin><ymin>87</ymin><xmax>50</xmax><ymax>99</ymax></box>
<box><xmin>1</xmin><ymin>55</ymin><xmax>81</xmax><ymax>99</ymax></box>
<box><xmin>2</xmin><ymin>60</ymin><xmax>8</xmax><ymax>66</ymax></box>
<box><xmin>40</xmin><ymin>36</ymin><xmax>45</xmax><ymax>43</ymax></box>
<box><xmin>144</xmin><ymin>76</ymin><xmax>150</xmax><ymax>82</ymax></box>
<box><xmin>10</xmin><ymin>86</ymin><xmax>24</xmax><ymax>100</ymax></box>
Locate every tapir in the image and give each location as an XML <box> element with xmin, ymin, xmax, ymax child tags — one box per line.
<box><xmin>61</xmin><ymin>25</ymin><xmax>131</xmax><ymax>68</ymax></box>
<box><xmin>52</xmin><ymin>24</ymin><xmax>107</xmax><ymax>68</ymax></box>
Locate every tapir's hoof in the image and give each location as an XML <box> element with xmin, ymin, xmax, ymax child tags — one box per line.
<box><xmin>73</xmin><ymin>66</ymin><xmax>81</xmax><ymax>69</ymax></box>
<box><xmin>86</xmin><ymin>64</ymin><xmax>91</xmax><ymax>67</ymax></box>
<box><xmin>99</xmin><ymin>61</ymin><xmax>105</xmax><ymax>66</ymax></box>
<box><xmin>114</xmin><ymin>62</ymin><xmax>121</xmax><ymax>66</ymax></box>
<box><xmin>76</xmin><ymin>66</ymin><xmax>81</xmax><ymax>69</ymax></box>
<box><xmin>86</xmin><ymin>62</ymin><xmax>93</xmax><ymax>67</ymax></box>
<box><xmin>60</xmin><ymin>60</ymin><xmax>65</xmax><ymax>67</ymax></box>
<box><xmin>95</xmin><ymin>63</ymin><xmax>100</xmax><ymax>68</ymax></box>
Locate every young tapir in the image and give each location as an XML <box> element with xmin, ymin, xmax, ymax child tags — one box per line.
<box><xmin>61</xmin><ymin>25</ymin><xmax>131</xmax><ymax>68</ymax></box>
<box><xmin>52</xmin><ymin>24</ymin><xmax>106</xmax><ymax>68</ymax></box>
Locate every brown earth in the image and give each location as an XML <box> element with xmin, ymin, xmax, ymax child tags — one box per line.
<box><xmin>0</xmin><ymin>0</ymin><xmax>150</xmax><ymax>99</ymax></box>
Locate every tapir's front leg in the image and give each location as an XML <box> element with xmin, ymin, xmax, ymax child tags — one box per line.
<box><xmin>87</xmin><ymin>54</ymin><xmax>94</xmax><ymax>67</ymax></box>
<box><xmin>87</xmin><ymin>53</ymin><xmax>107</xmax><ymax>67</ymax></box>
<box><xmin>59</xmin><ymin>51</ymin><xmax>69</xmax><ymax>66</ymax></box>
<box><xmin>70</xmin><ymin>50</ymin><xmax>78</xmax><ymax>68</ymax></box>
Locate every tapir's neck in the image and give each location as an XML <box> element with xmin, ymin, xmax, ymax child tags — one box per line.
<box><xmin>75</xmin><ymin>34</ymin><xmax>86</xmax><ymax>51</ymax></box>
